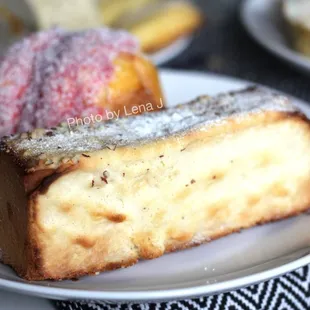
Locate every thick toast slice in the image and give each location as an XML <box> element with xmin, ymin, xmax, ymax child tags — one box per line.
<box><xmin>1</xmin><ymin>87</ymin><xmax>310</xmax><ymax>280</ymax></box>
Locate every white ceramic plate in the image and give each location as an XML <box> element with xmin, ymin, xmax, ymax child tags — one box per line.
<box><xmin>240</xmin><ymin>0</ymin><xmax>310</xmax><ymax>74</ymax></box>
<box><xmin>0</xmin><ymin>70</ymin><xmax>309</xmax><ymax>304</ymax></box>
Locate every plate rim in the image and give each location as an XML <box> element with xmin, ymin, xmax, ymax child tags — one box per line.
<box><xmin>240</xmin><ymin>0</ymin><xmax>310</xmax><ymax>74</ymax></box>
<box><xmin>0</xmin><ymin>69</ymin><xmax>309</xmax><ymax>302</ymax></box>
<box><xmin>0</xmin><ymin>252</ymin><xmax>309</xmax><ymax>301</ymax></box>
<box><xmin>148</xmin><ymin>36</ymin><xmax>192</xmax><ymax>66</ymax></box>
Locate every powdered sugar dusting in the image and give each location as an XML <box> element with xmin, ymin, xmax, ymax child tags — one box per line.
<box><xmin>0</xmin><ymin>27</ymin><xmax>139</xmax><ymax>136</ymax></box>
<box><xmin>2</xmin><ymin>87</ymin><xmax>299</xmax><ymax>168</ymax></box>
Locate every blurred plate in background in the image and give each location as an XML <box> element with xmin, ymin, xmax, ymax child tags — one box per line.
<box><xmin>148</xmin><ymin>35</ymin><xmax>192</xmax><ymax>66</ymax></box>
<box><xmin>0</xmin><ymin>0</ymin><xmax>34</xmax><ymax>54</ymax></box>
<box><xmin>241</xmin><ymin>0</ymin><xmax>310</xmax><ymax>75</ymax></box>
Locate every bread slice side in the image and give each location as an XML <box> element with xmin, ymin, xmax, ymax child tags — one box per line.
<box><xmin>1</xmin><ymin>88</ymin><xmax>310</xmax><ymax>280</ymax></box>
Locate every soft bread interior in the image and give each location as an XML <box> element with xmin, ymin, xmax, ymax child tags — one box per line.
<box><xmin>30</xmin><ymin>116</ymin><xmax>310</xmax><ymax>279</ymax></box>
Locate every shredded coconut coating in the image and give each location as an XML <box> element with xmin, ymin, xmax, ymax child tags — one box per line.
<box><xmin>1</xmin><ymin>87</ymin><xmax>299</xmax><ymax>170</ymax></box>
<box><xmin>0</xmin><ymin>27</ymin><xmax>139</xmax><ymax>136</ymax></box>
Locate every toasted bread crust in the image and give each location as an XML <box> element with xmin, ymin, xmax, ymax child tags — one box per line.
<box><xmin>0</xmin><ymin>87</ymin><xmax>298</xmax><ymax>171</ymax></box>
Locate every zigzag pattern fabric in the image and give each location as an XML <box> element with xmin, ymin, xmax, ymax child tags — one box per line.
<box><xmin>55</xmin><ymin>266</ymin><xmax>310</xmax><ymax>310</ymax></box>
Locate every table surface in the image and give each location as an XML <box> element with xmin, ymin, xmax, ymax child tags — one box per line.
<box><xmin>0</xmin><ymin>291</ymin><xmax>54</xmax><ymax>309</ymax></box>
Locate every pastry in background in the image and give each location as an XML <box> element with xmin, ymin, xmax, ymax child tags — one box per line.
<box><xmin>99</xmin><ymin>0</ymin><xmax>157</xmax><ymax>26</ymax></box>
<box><xmin>0</xmin><ymin>27</ymin><xmax>164</xmax><ymax>137</ymax></box>
<box><xmin>0</xmin><ymin>3</ymin><xmax>32</xmax><ymax>52</ymax></box>
<box><xmin>0</xmin><ymin>5</ymin><xmax>24</xmax><ymax>35</ymax></box>
<box><xmin>128</xmin><ymin>1</ymin><xmax>203</xmax><ymax>53</ymax></box>
<box><xmin>26</xmin><ymin>0</ymin><xmax>203</xmax><ymax>53</ymax></box>
<box><xmin>26</xmin><ymin>0</ymin><xmax>102</xmax><ymax>31</ymax></box>
<box><xmin>282</xmin><ymin>0</ymin><xmax>310</xmax><ymax>57</ymax></box>
<box><xmin>27</xmin><ymin>0</ymin><xmax>160</xmax><ymax>30</ymax></box>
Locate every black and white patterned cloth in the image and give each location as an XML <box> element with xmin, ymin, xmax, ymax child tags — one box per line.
<box><xmin>55</xmin><ymin>266</ymin><xmax>310</xmax><ymax>310</ymax></box>
<box><xmin>55</xmin><ymin>1</ymin><xmax>310</xmax><ymax>309</ymax></box>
